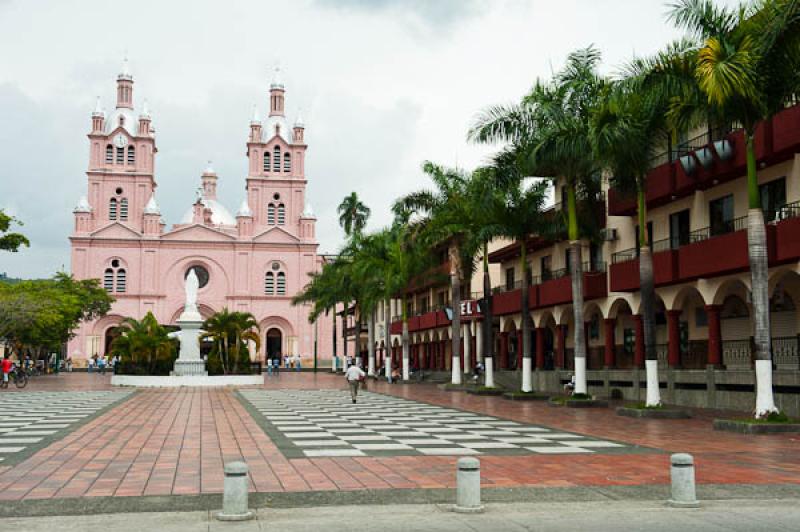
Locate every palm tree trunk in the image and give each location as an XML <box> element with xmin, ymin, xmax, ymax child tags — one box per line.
<box><xmin>384</xmin><ymin>297</ymin><xmax>392</xmax><ymax>381</ymax></box>
<box><xmin>368</xmin><ymin>308</ymin><xmax>376</xmax><ymax>376</ymax></box>
<box><xmin>520</xmin><ymin>239</ymin><xmax>533</xmax><ymax>392</ymax></box>
<box><xmin>402</xmin><ymin>295</ymin><xmax>410</xmax><ymax>381</ymax></box>
<box><xmin>745</xmin><ymin>134</ymin><xmax>777</xmax><ymax>417</ymax></box>
<box><xmin>567</xmin><ymin>187</ymin><xmax>587</xmax><ymax>395</ymax></box>
<box><xmin>450</xmin><ymin>245</ymin><xmax>462</xmax><ymax>385</ymax></box>
<box><xmin>638</xmin><ymin>182</ymin><xmax>661</xmax><ymax>406</ymax></box>
<box><xmin>331</xmin><ymin>307</ymin><xmax>338</xmax><ymax>373</ymax></box>
<box><xmin>482</xmin><ymin>241</ymin><xmax>495</xmax><ymax>387</ymax></box>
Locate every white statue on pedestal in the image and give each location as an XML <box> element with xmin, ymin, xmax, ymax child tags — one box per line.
<box><xmin>170</xmin><ymin>268</ymin><xmax>207</xmax><ymax>376</ymax></box>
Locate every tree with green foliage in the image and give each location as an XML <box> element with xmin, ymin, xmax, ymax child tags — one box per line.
<box><xmin>394</xmin><ymin>162</ymin><xmax>483</xmax><ymax>384</ymax></box>
<box><xmin>477</xmin><ymin>150</ymin><xmax>551</xmax><ymax>392</ymax></box>
<box><xmin>470</xmin><ymin>46</ymin><xmax>607</xmax><ymax>395</ymax></box>
<box><xmin>110</xmin><ymin>312</ymin><xmax>178</xmax><ymax>375</ymax></box>
<box><xmin>0</xmin><ymin>273</ymin><xmax>113</xmax><ymax>361</ymax></box>
<box><xmin>637</xmin><ymin>0</ymin><xmax>800</xmax><ymax>417</ymax></box>
<box><xmin>201</xmin><ymin>309</ymin><xmax>261</xmax><ymax>375</ymax></box>
<box><xmin>591</xmin><ymin>75</ymin><xmax>673</xmax><ymax>406</ymax></box>
<box><xmin>337</xmin><ymin>192</ymin><xmax>371</xmax><ymax>237</ymax></box>
<box><xmin>0</xmin><ymin>209</ymin><xmax>29</xmax><ymax>252</ymax></box>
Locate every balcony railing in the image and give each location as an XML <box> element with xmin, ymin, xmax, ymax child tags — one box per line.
<box><xmin>611</xmin><ymin>238</ymin><xmax>678</xmax><ymax>265</ymax></box>
<box><xmin>689</xmin><ymin>215</ymin><xmax>748</xmax><ymax>244</ymax></box>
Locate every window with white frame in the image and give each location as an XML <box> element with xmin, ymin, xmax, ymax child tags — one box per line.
<box><xmin>276</xmin><ymin>271</ymin><xmax>286</xmax><ymax>295</ymax></box>
<box><xmin>105</xmin><ymin>145</ymin><xmax>113</xmax><ymax>163</ymax></box>
<box><xmin>263</xmin><ymin>152</ymin><xmax>270</xmax><ymax>172</ymax></box>
<box><xmin>119</xmin><ymin>198</ymin><xmax>129</xmax><ymax>220</ymax></box>
<box><xmin>116</xmin><ymin>146</ymin><xmax>124</xmax><ymax>164</ymax></box>
<box><xmin>116</xmin><ymin>269</ymin><xmax>126</xmax><ymax>292</ymax></box>
<box><xmin>105</xmin><ymin>259</ymin><xmax>127</xmax><ymax>293</ymax></box>
<box><xmin>103</xmin><ymin>268</ymin><xmax>114</xmax><ymax>292</ymax></box>
<box><xmin>277</xmin><ymin>203</ymin><xmax>285</xmax><ymax>225</ymax></box>
<box><xmin>283</xmin><ymin>152</ymin><xmax>291</xmax><ymax>172</ymax></box>
<box><xmin>267</xmin><ymin>203</ymin><xmax>276</xmax><ymax>225</ymax></box>
<box><xmin>127</xmin><ymin>146</ymin><xmax>135</xmax><ymax>165</ymax></box>
<box><xmin>272</xmin><ymin>146</ymin><xmax>280</xmax><ymax>171</ymax></box>
<box><xmin>264</xmin><ymin>272</ymin><xmax>275</xmax><ymax>295</ymax></box>
<box><xmin>109</xmin><ymin>198</ymin><xmax>118</xmax><ymax>220</ymax></box>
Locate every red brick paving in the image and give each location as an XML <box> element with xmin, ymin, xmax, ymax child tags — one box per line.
<box><xmin>0</xmin><ymin>372</ymin><xmax>798</xmax><ymax>501</ymax></box>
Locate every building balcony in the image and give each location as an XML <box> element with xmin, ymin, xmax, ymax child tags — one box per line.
<box><xmin>608</xmin><ymin>102</ymin><xmax>800</xmax><ymax>215</ymax></box>
<box><xmin>537</xmin><ymin>263</ymin><xmax>608</xmax><ymax>308</ymax></box>
<box><xmin>490</xmin><ymin>282</ymin><xmax>539</xmax><ymax>316</ymax></box>
<box><xmin>774</xmin><ymin>201</ymin><xmax>800</xmax><ymax>264</ymax></box>
<box><xmin>677</xmin><ymin>216</ymin><xmax>773</xmax><ymax>281</ymax></box>
<box><xmin>609</xmin><ymin>239</ymin><xmax>680</xmax><ymax>292</ymax></box>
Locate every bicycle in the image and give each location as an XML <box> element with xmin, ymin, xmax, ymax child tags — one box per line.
<box><xmin>1</xmin><ymin>367</ymin><xmax>28</xmax><ymax>389</ymax></box>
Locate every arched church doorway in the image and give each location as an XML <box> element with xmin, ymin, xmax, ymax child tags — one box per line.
<box><xmin>104</xmin><ymin>326</ymin><xmax>121</xmax><ymax>357</ymax></box>
<box><xmin>266</xmin><ymin>328</ymin><xmax>282</xmax><ymax>362</ymax></box>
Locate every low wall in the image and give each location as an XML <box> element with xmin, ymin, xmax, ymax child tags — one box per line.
<box><xmin>111</xmin><ymin>374</ymin><xmax>264</xmax><ymax>387</ymax></box>
<box><xmin>490</xmin><ymin>368</ymin><xmax>800</xmax><ymax>416</ymax></box>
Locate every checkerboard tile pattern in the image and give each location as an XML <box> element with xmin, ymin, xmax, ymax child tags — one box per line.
<box><xmin>239</xmin><ymin>389</ymin><xmax>633</xmax><ymax>458</ymax></box>
<box><xmin>0</xmin><ymin>391</ymin><xmax>132</xmax><ymax>464</ymax></box>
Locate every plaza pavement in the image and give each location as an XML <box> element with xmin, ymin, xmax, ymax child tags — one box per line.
<box><xmin>2</xmin><ymin>499</ymin><xmax>800</xmax><ymax>531</ymax></box>
<box><xmin>0</xmin><ymin>371</ymin><xmax>798</xmax><ymax>518</ymax></box>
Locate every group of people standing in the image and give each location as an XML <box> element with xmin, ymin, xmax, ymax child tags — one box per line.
<box><xmin>265</xmin><ymin>354</ymin><xmax>302</xmax><ymax>375</ymax></box>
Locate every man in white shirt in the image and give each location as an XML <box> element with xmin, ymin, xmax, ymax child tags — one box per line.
<box><xmin>344</xmin><ymin>363</ymin><xmax>366</xmax><ymax>404</ymax></box>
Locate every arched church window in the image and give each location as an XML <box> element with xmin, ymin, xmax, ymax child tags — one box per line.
<box><xmin>127</xmin><ymin>146</ymin><xmax>135</xmax><ymax>165</ymax></box>
<box><xmin>119</xmin><ymin>198</ymin><xmax>129</xmax><ymax>221</ymax></box>
<box><xmin>264</xmin><ymin>272</ymin><xmax>275</xmax><ymax>295</ymax></box>
<box><xmin>267</xmin><ymin>204</ymin><xmax>276</xmax><ymax>225</ymax></box>
<box><xmin>116</xmin><ymin>269</ymin><xmax>126</xmax><ymax>293</ymax></box>
<box><xmin>276</xmin><ymin>272</ymin><xmax>286</xmax><ymax>295</ymax></box>
<box><xmin>116</xmin><ymin>146</ymin><xmax>124</xmax><ymax>164</ymax></box>
<box><xmin>105</xmin><ymin>145</ymin><xmax>114</xmax><ymax>163</ymax></box>
<box><xmin>283</xmin><ymin>152</ymin><xmax>291</xmax><ymax>172</ymax></box>
<box><xmin>263</xmin><ymin>152</ymin><xmax>270</xmax><ymax>172</ymax></box>
<box><xmin>272</xmin><ymin>146</ymin><xmax>281</xmax><ymax>172</ymax></box>
<box><xmin>103</xmin><ymin>268</ymin><xmax>114</xmax><ymax>292</ymax></box>
<box><xmin>277</xmin><ymin>204</ymin><xmax>285</xmax><ymax>225</ymax></box>
<box><xmin>109</xmin><ymin>198</ymin><xmax>118</xmax><ymax>220</ymax></box>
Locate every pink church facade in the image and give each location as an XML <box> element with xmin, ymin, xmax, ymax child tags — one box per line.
<box><xmin>68</xmin><ymin>62</ymin><xmax>332</xmax><ymax>368</ymax></box>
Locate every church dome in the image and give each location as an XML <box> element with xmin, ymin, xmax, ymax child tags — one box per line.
<box><xmin>263</xmin><ymin>115</ymin><xmax>293</xmax><ymax>144</ymax></box>
<box><xmin>180</xmin><ymin>198</ymin><xmax>237</xmax><ymax>226</ymax></box>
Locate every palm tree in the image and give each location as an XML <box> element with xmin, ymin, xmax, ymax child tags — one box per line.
<box><xmin>338</xmin><ymin>192</ymin><xmax>371</xmax><ymax>237</ymax></box>
<box><xmin>293</xmin><ymin>257</ymin><xmax>350</xmax><ymax>372</ymax></box>
<box><xmin>394</xmin><ymin>162</ymin><xmax>481</xmax><ymax>385</ymax></box>
<box><xmin>111</xmin><ymin>312</ymin><xmax>177</xmax><ymax>374</ymax></box>
<box><xmin>470</xmin><ymin>47</ymin><xmax>607</xmax><ymax>396</ymax></box>
<box><xmin>591</xmin><ymin>79</ymin><xmax>672</xmax><ymax>406</ymax></box>
<box><xmin>664</xmin><ymin>0</ymin><xmax>800</xmax><ymax>417</ymax></box>
<box><xmin>201</xmin><ymin>309</ymin><xmax>261</xmax><ymax>375</ymax></box>
<box><xmin>479</xmin><ymin>150</ymin><xmax>551</xmax><ymax>392</ymax></box>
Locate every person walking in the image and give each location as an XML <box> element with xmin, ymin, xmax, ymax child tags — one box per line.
<box><xmin>1</xmin><ymin>354</ymin><xmax>12</xmax><ymax>388</ymax></box>
<box><xmin>344</xmin><ymin>363</ymin><xmax>366</xmax><ymax>404</ymax></box>
<box><xmin>87</xmin><ymin>356</ymin><xmax>95</xmax><ymax>373</ymax></box>
<box><xmin>294</xmin><ymin>354</ymin><xmax>302</xmax><ymax>372</ymax></box>
<box><xmin>267</xmin><ymin>358</ymin><xmax>273</xmax><ymax>376</ymax></box>
<box><xmin>97</xmin><ymin>355</ymin><xmax>107</xmax><ymax>375</ymax></box>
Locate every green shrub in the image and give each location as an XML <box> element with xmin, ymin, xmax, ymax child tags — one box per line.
<box><xmin>570</xmin><ymin>393</ymin><xmax>592</xmax><ymax>400</ymax></box>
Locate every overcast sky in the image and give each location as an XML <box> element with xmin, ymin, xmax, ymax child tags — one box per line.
<box><xmin>0</xmin><ymin>0</ymin><xmax>738</xmax><ymax>279</ymax></box>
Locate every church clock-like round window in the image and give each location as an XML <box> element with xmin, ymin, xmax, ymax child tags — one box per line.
<box><xmin>271</xmin><ymin>262</ymin><xmax>280</xmax><ymax>271</ymax></box>
<box><xmin>185</xmin><ymin>265</ymin><xmax>210</xmax><ymax>289</ymax></box>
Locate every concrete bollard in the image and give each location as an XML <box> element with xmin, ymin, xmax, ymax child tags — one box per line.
<box><xmin>216</xmin><ymin>461</ymin><xmax>254</xmax><ymax>521</ymax></box>
<box><xmin>668</xmin><ymin>453</ymin><xmax>699</xmax><ymax>508</ymax></box>
<box><xmin>454</xmin><ymin>457</ymin><xmax>484</xmax><ymax>513</ymax></box>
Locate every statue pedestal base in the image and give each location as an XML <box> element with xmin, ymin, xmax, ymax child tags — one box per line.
<box><xmin>172</xmin><ymin>317</ymin><xmax>208</xmax><ymax>377</ymax></box>
<box><xmin>174</xmin><ymin>360</ymin><xmax>207</xmax><ymax>376</ymax></box>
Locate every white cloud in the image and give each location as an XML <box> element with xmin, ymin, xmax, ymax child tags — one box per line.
<box><xmin>0</xmin><ymin>0</ymin><xmax>739</xmax><ymax>277</ymax></box>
